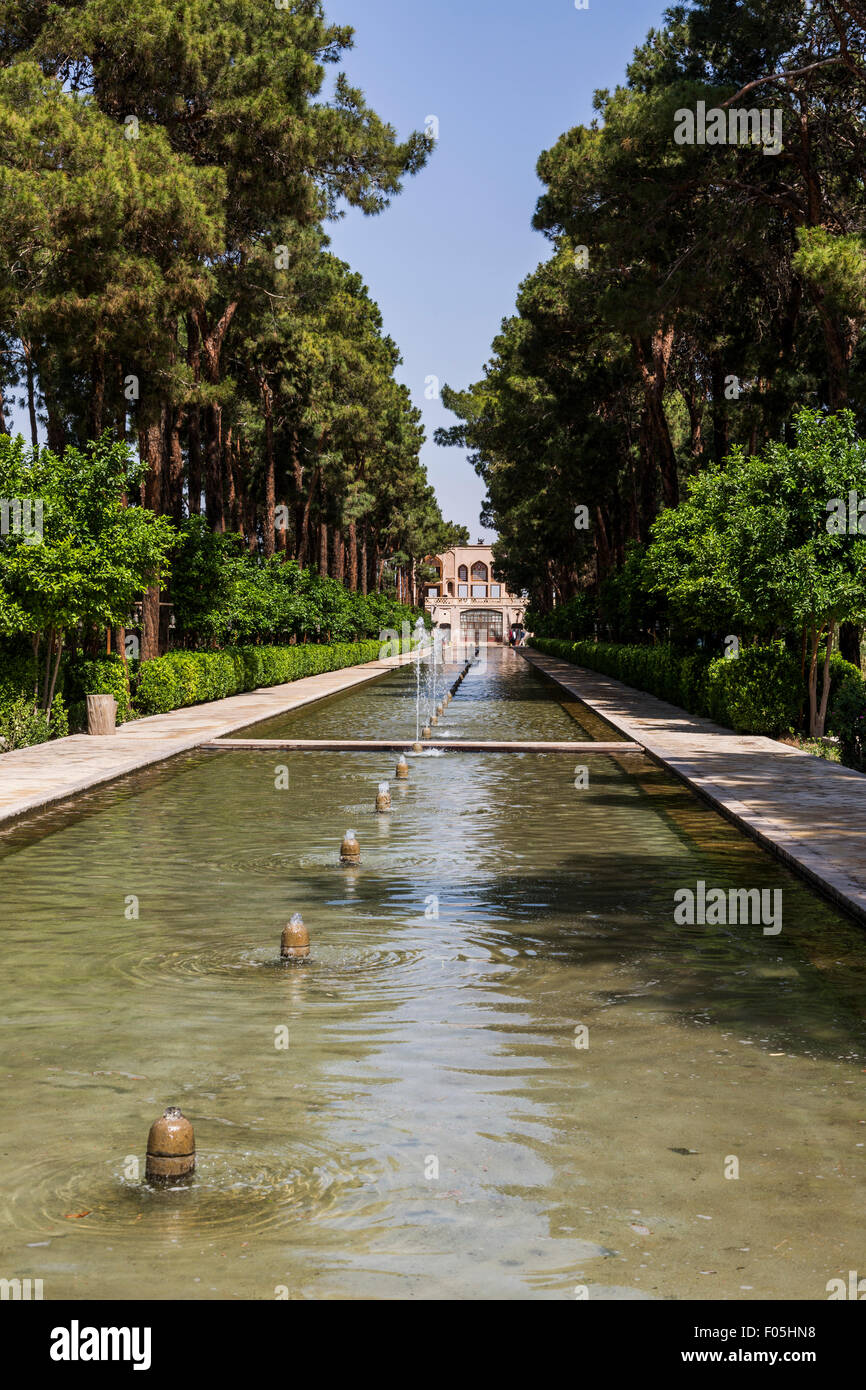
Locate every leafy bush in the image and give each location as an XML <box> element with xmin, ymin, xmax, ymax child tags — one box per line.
<box><xmin>170</xmin><ymin>518</ymin><xmax>424</xmax><ymax>648</ymax></box>
<box><xmin>533</xmin><ymin>637</ymin><xmax>803</xmax><ymax>738</ymax></box>
<box><xmin>525</xmin><ymin>592</ymin><xmax>596</xmax><ymax>641</ymax></box>
<box><xmin>705</xmin><ymin>643</ymin><xmax>801</xmax><ymax>736</ymax></box>
<box><xmin>0</xmin><ymin>649</ymin><xmax>38</xmax><ymax>724</ymax></box>
<box><xmin>829</xmin><ymin>663</ymin><xmax>866</xmax><ymax>770</ymax></box>
<box><xmin>0</xmin><ymin>693</ymin><xmax>68</xmax><ymax>751</ymax></box>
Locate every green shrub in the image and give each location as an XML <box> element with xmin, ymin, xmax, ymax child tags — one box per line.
<box><xmin>705</xmin><ymin>643</ymin><xmax>801</xmax><ymax>736</ymax></box>
<box><xmin>0</xmin><ymin>650</ymin><xmax>38</xmax><ymax>723</ymax></box>
<box><xmin>0</xmin><ymin>693</ymin><xmax>68</xmax><ymax>750</ymax></box>
<box><xmin>532</xmin><ymin>636</ymin><xmax>801</xmax><ymax>738</ymax></box>
<box><xmin>133</xmin><ymin>639</ymin><xmax>383</xmax><ymax>717</ymax></box>
<box><xmin>829</xmin><ymin>664</ymin><xmax>866</xmax><ymax>770</ymax></box>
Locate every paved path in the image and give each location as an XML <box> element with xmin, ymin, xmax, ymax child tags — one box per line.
<box><xmin>524</xmin><ymin>648</ymin><xmax>866</xmax><ymax>924</ymax></box>
<box><xmin>0</xmin><ymin>654</ymin><xmax>414</xmax><ymax>827</ymax></box>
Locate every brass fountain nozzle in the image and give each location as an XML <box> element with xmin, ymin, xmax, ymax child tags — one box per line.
<box><xmin>281</xmin><ymin>912</ymin><xmax>310</xmax><ymax>961</ymax></box>
<box><xmin>145</xmin><ymin>1107</ymin><xmax>195</xmax><ymax>1184</ymax></box>
<box><xmin>340</xmin><ymin>829</ymin><xmax>361</xmax><ymax>865</ymax></box>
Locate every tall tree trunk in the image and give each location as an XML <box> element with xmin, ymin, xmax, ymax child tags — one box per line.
<box><xmin>224</xmin><ymin>427</ymin><xmax>241</xmax><ymax>534</ymax></box>
<box><xmin>194</xmin><ymin>302</ymin><xmax>238</xmax><ymax>532</ymax></box>
<box><xmin>348</xmin><ymin>521</ymin><xmax>358</xmax><ymax>591</ymax></box>
<box><xmin>632</xmin><ymin>324</ymin><xmax>678</xmax><ymax>508</ymax></box>
<box><xmin>816</xmin><ymin>619</ymin><xmax>836</xmax><ymax>737</ymax></box>
<box><xmin>296</xmin><ymin>466</ymin><xmax>319</xmax><ymax>567</ymax></box>
<box><xmin>242</xmin><ymin>455</ymin><xmax>258</xmax><ymax>553</ymax></box>
<box><xmin>168</xmin><ymin>406</ymin><xmax>185</xmax><ymax>528</ymax></box>
<box><xmin>260</xmin><ymin>377</ymin><xmax>276</xmax><ymax>557</ymax></box>
<box><xmin>89</xmin><ymin>347</ymin><xmax>105</xmax><ymax>439</ymax></box>
<box><xmin>809</xmin><ymin>290</ymin><xmax>855</xmax><ymax>410</ymax></box>
<box><xmin>372</xmin><ymin>540</ymin><xmax>382</xmax><ymax>593</ymax></box>
<box><xmin>139</xmin><ymin>415</ymin><xmax>164</xmax><ymax>661</ymax></box>
<box><xmin>46</xmin><ymin>631</ymin><xmax>64</xmax><ymax>716</ymax></box>
<box><xmin>360</xmin><ymin>529</ymin><xmax>368</xmax><ymax>595</ymax></box>
<box><xmin>23</xmin><ymin>342</ymin><xmax>39</xmax><ymax>447</ymax></box>
<box><xmin>319</xmin><ymin>520</ymin><xmax>328</xmax><ymax>576</ymax></box>
<box><xmin>186</xmin><ymin>315</ymin><xmax>203</xmax><ymax>516</ymax></box>
<box><xmin>333</xmin><ymin>527</ymin><xmax>345</xmax><ymax>583</ymax></box>
<box><xmin>45</xmin><ymin>403</ymin><xmax>65</xmax><ymax>453</ymax></box>
<box><xmin>204</xmin><ymin>403</ymin><xmax>225</xmax><ymax>530</ymax></box>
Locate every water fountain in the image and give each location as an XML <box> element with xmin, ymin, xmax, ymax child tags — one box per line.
<box><xmin>281</xmin><ymin>912</ymin><xmax>310</xmax><ymax>961</ymax></box>
<box><xmin>413</xmin><ymin>616</ymin><xmax>427</xmax><ymax>745</ymax></box>
<box><xmin>145</xmin><ymin>1107</ymin><xmax>195</xmax><ymax>1184</ymax></box>
<box><xmin>340</xmin><ymin>829</ymin><xmax>361</xmax><ymax>864</ymax></box>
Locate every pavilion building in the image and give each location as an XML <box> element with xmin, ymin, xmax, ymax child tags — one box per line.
<box><xmin>423</xmin><ymin>544</ymin><xmax>526</xmax><ymax>643</ymax></box>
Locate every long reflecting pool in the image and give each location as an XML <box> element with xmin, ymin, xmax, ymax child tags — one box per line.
<box><xmin>237</xmin><ymin>646</ymin><xmax>618</xmax><ymax>742</ymax></box>
<box><xmin>0</xmin><ymin>649</ymin><xmax>863</xmax><ymax>1299</ymax></box>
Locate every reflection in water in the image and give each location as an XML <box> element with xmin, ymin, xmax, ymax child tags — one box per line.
<box><xmin>0</xmin><ymin>651</ymin><xmax>863</xmax><ymax>1299</ymax></box>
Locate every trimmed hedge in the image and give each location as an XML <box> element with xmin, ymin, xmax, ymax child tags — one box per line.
<box><xmin>531</xmin><ymin>636</ymin><xmax>843</xmax><ymax>739</ymax></box>
<box><xmin>1</xmin><ymin>638</ymin><xmax>397</xmax><ymax>744</ymax></box>
<box><xmin>133</xmin><ymin>640</ymin><xmax>385</xmax><ymax>717</ymax></box>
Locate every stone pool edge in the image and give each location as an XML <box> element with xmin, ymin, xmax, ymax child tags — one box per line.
<box><xmin>0</xmin><ymin>652</ymin><xmax>416</xmax><ymax>829</ymax></box>
<box><xmin>523</xmin><ymin>647</ymin><xmax>866</xmax><ymax>927</ymax></box>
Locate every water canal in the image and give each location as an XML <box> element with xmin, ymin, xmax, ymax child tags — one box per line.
<box><xmin>0</xmin><ymin>648</ymin><xmax>863</xmax><ymax>1299</ymax></box>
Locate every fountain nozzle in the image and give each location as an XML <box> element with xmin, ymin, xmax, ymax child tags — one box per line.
<box><xmin>281</xmin><ymin>911</ymin><xmax>310</xmax><ymax>961</ymax></box>
<box><xmin>145</xmin><ymin>1107</ymin><xmax>195</xmax><ymax>1184</ymax></box>
<box><xmin>376</xmin><ymin>781</ymin><xmax>392</xmax><ymax>813</ymax></box>
<box><xmin>340</xmin><ymin>829</ymin><xmax>361</xmax><ymax>865</ymax></box>
<box><xmin>396</xmin><ymin>755</ymin><xmax>409</xmax><ymax>780</ymax></box>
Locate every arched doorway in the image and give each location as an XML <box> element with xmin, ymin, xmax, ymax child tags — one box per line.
<box><xmin>460</xmin><ymin>609</ymin><xmax>504</xmax><ymax>643</ymax></box>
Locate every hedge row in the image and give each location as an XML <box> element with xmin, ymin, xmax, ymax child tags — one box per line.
<box><xmin>132</xmin><ymin>640</ymin><xmax>385</xmax><ymax>716</ymax></box>
<box><xmin>531</xmin><ymin>637</ymin><xmax>860</xmax><ymax>739</ymax></box>
<box><xmin>1</xmin><ymin>638</ymin><xmax>393</xmax><ymax>742</ymax></box>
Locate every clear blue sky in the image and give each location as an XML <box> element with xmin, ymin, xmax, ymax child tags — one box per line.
<box><xmin>325</xmin><ymin>0</ymin><xmax>669</xmax><ymax>540</ymax></box>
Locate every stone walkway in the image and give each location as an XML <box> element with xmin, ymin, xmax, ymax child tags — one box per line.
<box><xmin>0</xmin><ymin>653</ymin><xmax>413</xmax><ymax>826</ymax></box>
<box><xmin>524</xmin><ymin>648</ymin><xmax>866</xmax><ymax>924</ymax></box>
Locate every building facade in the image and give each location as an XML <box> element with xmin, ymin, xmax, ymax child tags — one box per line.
<box><xmin>423</xmin><ymin>544</ymin><xmax>526</xmax><ymax>643</ymax></box>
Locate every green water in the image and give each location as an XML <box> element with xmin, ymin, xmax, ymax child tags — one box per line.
<box><xmin>0</xmin><ymin>650</ymin><xmax>863</xmax><ymax>1300</ymax></box>
<box><xmin>233</xmin><ymin>646</ymin><xmax>616</xmax><ymax>742</ymax></box>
